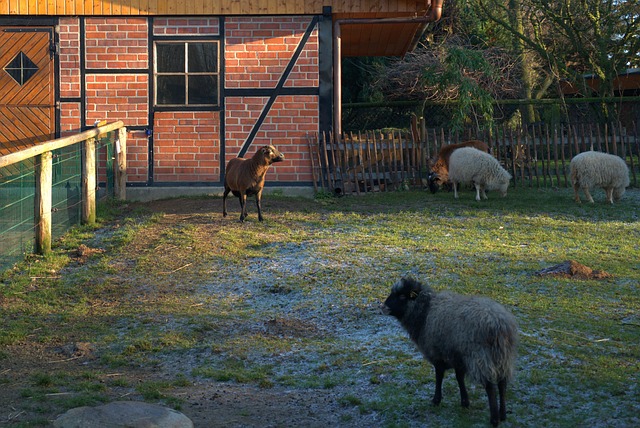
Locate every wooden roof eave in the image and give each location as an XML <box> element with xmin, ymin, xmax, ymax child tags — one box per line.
<box><xmin>333</xmin><ymin>0</ymin><xmax>444</xmax><ymax>134</ymax></box>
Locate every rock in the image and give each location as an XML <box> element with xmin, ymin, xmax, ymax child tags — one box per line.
<box><xmin>53</xmin><ymin>401</ymin><xmax>193</xmax><ymax>428</ymax></box>
<box><xmin>534</xmin><ymin>260</ymin><xmax>611</xmax><ymax>279</ymax></box>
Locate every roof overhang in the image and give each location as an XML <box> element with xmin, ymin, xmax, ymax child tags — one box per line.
<box><xmin>334</xmin><ymin>0</ymin><xmax>443</xmax><ymax>57</ymax></box>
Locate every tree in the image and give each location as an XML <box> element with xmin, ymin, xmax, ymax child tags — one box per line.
<box><xmin>371</xmin><ymin>2</ymin><xmax>522</xmax><ymax>131</ymax></box>
<box><xmin>477</xmin><ymin>0</ymin><xmax>640</xmax><ymax>122</ymax></box>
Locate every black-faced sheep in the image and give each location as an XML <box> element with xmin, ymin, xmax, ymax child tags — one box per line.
<box><xmin>428</xmin><ymin>140</ymin><xmax>490</xmax><ymax>193</ymax></box>
<box><xmin>448</xmin><ymin>147</ymin><xmax>511</xmax><ymax>201</ymax></box>
<box><xmin>222</xmin><ymin>145</ymin><xmax>284</xmax><ymax>222</ymax></box>
<box><xmin>382</xmin><ymin>277</ymin><xmax>518</xmax><ymax>427</ymax></box>
<box><xmin>570</xmin><ymin>151</ymin><xmax>630</xmax><ymax>204</ymax></box>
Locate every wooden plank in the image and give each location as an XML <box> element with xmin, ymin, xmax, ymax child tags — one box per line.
<box><xmin>112</xmin><ymin>0</ymin><xmax>121</xmax><ymax>14</ymax></box>
<box><xmin>328</xmin><ymin>132</ymin><xmax>340</xmax><ymax>193</ymax></box>
<box><xmin>348</xmin><ymin>132</ymin><xmax>360</xmax><ymax>195</ymax></box>
<box><xmin>115</xmin><ymin>127</ymin><xmax>127</xmax><ymax>200</ymax></box>
<box><xmin>35</xmin><ymin>150</ymin><xmax>52</xmax><ymax>255</ymax></box>
<box><xmin>0</xmin><ymin>120</ymin><xmax>124</xmax><ymax>168</ymax></box>
<box><xmin>0</xmin><ymin>0</ymin><xmax>428</xmax><ymax>15</ymax></box>
<box><xmin>357</xmin><ymin>131</ymin><xmax>367</xmax><ymax>194</ymax></box>
<box><xmin>633</xmin><ymin>122</ymin><xmax>640</xmax><ymax>187</ymax></box>
<box><xmin>321</xmin><ymin>131</ymin><xmax>334</xmax><ymax>191</ymax></box>
<box><xmin>365</xmin><ymin>132</ymin><xmax>376</xmax><ymax>192</ymax></box>
<box><xmin>374</xmin><ymin>131</ymin><xmax>386</xmax><ymax>191</ymax></box>
<box><xmin>82</xmin><ymin>137</ymin><xmax>96</xmax><ymax>225</ymax></box>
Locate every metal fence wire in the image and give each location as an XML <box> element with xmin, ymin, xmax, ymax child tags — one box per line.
<box><xmin>0</xmin><ymin>132</ymin><xmax>116</xmax><ymax>272</ymax></box>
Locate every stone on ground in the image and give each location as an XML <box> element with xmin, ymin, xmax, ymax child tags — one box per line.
<box><xmin>53</xmin><ymin>401</ymin><xmax>193</xmax><ymax>428</ymax></box>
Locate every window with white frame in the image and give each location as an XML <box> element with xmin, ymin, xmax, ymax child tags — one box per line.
<box><xmin>154</xmin><ymin>41</ymin><xmax>219</xmax><ymax>106</ymax></box>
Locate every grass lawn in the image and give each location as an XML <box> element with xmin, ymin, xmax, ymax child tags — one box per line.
<box><xmin>1</xmin><ymin>186</ymin><xmax>639</xmax><ymax>427</ymax></box>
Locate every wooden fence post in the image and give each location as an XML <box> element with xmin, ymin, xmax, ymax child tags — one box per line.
<box><xmin>115</xmin><ymin>127</ymin><xmax>127</xmax><ymax>200</ymax></box>
<box><xmin>83</xmin><ymin>137</ymin><xmax>96</xmax><ymax>225</ymax></box>
<box><xmin>35</xmin><ymin>151</ymin><xmax>52</xmax><ymax>255</ymax></box>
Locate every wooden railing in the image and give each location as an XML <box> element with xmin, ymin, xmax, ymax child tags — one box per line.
<box><xmin>0</xmin><ymin>121</ymin><xmax>127</xmax><ymax>255</ymax></box>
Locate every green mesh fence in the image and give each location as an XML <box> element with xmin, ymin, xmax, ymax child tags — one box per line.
<box><xmin>0</xmin><ymin>132</ymin><xmax>116</xmax><ymax>273</ymax></box>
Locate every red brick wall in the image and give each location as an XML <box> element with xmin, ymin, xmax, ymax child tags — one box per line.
<box><xmin>225</xmin><ymin>16</ymin><xmax>318</xmax><ymax>89</ymax></box>
<box><xmin>84</xmin><ymin>18</ymin><xmax>148</xmax><ymax>69</ymax></box>
<box><xmin>58</xmin><ymin>17</ymin><xmax>81</xmax><ymax>99</ymax></box>
<box><xmin>153</xmin><ymin>17</ymin><xmax>220</xmax><ymax>36</ymax></box>
<box><xmin>85</xmin><ymin>74</ymin><xmax>149</xmax><ymax>127</ymax></box>
<box><xmin>125</xmin><ymin>132</ymin><xmax>150</xmax><ymax>183</ymax></box>
<box><xmin>225</xmin><ymin>95</ymin><xmax>317</xmax><ymax>182</ymax></box>
<box><xmin>54</xmin><ymin>15</ymin><xmax>320</xmax><ymax>187</ymax></box>
<box><xmin>224</xmin><ymin>16</ymin><xmax>319</xmax><ymax>183</ymax></box>
<box><xmin>153</xmin><ymin>112</ymin><xmax>220</xmax><ymax>183</ymax></box>
<box><xmin>81</xmin><ymin>18</ymin><xmax>151</xmax><ymax>183</ymax></box>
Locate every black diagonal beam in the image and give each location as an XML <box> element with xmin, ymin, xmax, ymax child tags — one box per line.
<box><xmin>237</xmin><ymin>16</ymin><xmax>319</xmax><ymax>158</ymax></box>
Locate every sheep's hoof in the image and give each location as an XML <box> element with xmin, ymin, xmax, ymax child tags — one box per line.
<box><xmin>431</xmin><ymin>397</ymin><xmax>442</xmax><ymax>406</ymax></box>
<box><xmin>461</xmin><ymin>398</ymin><xmax>470</xmax><ymax>408</ymax></box>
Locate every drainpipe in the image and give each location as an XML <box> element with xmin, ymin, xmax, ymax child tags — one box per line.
<box><xmin>333</xmin><ymin>0</ymin><xmax>444</xmax><ymax>136</ymax></box>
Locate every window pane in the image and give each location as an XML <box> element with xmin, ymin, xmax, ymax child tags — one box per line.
<box><xmin>188</xmin><ymin>43</ymin><xmax>217</xmax><ymax>72</ymax></box>
<box><xmin>157</xmin><ymin>44</ymin><xmax>185</xmax><ymax>72</ymax></box>
<box><xmin>188</xmin><ymin>75</ymin><xmax>218</xmax><ymax>105</ymax></box>
<box><xmin>157</xmin><ymin>75</ymin><xmax>185</xmax><ymax>105</ymax></box>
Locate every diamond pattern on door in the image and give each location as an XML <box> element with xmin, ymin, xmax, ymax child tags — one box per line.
<box><xmin>4</xmin><ymin>52</ymin><xmax>39</xmax><ymax>85</ymax></box>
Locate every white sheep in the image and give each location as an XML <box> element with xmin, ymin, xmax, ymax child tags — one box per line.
<box><xmin>570</xmin><ymin>151</ymin><xmax>630</xmax><ymax>204</ymax></box>
<box><xmin>448</xmin><ymin>147</ymin><xmax>512</xmax><ymax>201</ymax></box>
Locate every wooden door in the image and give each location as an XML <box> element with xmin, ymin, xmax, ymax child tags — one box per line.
<box><xmin>0</xmin><ymin>28</ymin><xmax>56</xmax><ymax>157</ymax></box>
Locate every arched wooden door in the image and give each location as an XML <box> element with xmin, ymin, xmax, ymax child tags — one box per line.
<box><xmin>0</xmin><ymin>27</ymin><xmax>56</xmax><ymax>157</ymax></box>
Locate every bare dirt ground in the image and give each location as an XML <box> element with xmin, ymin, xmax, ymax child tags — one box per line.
<box><xmin>0</xmin><ymin>197</ymin><xmax>388</xmax><ymax>427</ymax></box>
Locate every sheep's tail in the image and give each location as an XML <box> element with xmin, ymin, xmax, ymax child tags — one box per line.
<box><xmin>469</xmin><ymin>319</ymin><xmax>518</xmax><ymax>385</ymax></box>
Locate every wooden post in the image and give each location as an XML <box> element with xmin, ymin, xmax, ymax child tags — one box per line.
<box><xmin>83</xmin><ymin>137</ymin><xmax>96</xmax><ymax>225</ymax></box>
<box><xmin>115</xmin><ymin>127</ymin><xmax>127</xmax><ymax>200</ymax></box>
<box><xmin>35</xmin><ymin>151</ymin><xmax>53</xmax><ymax>255</ymax></box>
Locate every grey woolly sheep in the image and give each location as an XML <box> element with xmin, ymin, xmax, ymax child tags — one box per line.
<box><xmin>448</xmin><ymin>147</ymin><xmax>511</xmax><ymax>201</ymax></box>
<box><xmin>381</xmin><ymin>277</ymin><xmax>518</xmax><ymax>427</ymax></box>
<box><xmin>428</xmin><ymin>140</ymin><xmax>490</xmax><ymax>193</ymax></box>
<box><xmin>570</xmin><ymin>151</ymin><xmax>630</xmax><ymax>204</ymax></box>
<box><xmin>223</xmin><ymin>145</ymin><xmax>285</xmax><ymax>222</ymax></box>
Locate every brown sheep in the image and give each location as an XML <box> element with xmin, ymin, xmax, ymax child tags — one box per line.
<box><xmin>428</xmin><ymin>140</ymin><xmax>490</xmax><ymax>193</ymax></box>
<box><xmin>222</xmin><ymin>145</ymin><xmax>284</xmax><ymax>222</ymax></box>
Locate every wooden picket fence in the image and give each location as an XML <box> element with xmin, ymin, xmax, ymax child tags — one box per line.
<box><xmin>308</xmin><ymin>118</ymin><xmax>639</xmax><ymax>195</ymax></box>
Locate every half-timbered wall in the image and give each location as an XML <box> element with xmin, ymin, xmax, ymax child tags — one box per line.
<box><xmin>52</xmin><ymin>14</ymin><xmax>324</xmax><ymax>189</ymax></box>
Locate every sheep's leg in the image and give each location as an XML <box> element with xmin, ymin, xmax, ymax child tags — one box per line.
<box><xmin>238</xmin><ymin>193</ymin><xmax>247</xmax><ymax>222</ymax></box>
<box><xmin>498</xmin><ymin>378</ymin><xmax>508</xmax><ymax>422</ymax></box>
<box><xmin>572</xmin><ymin>184</ymin><xmax>581</xmax><ymax>203</ymax></box>
<box><xmin>454</xmin><ymin>367</ymin><xmax>469</xmax><ymax>408</ymax></box>
<box><xmin>605</xmin><ymin>188</ymin><xmax>614</xmax><ymax>204</ymax></box>
<box><xmin>222</xmin><ymin>187</ymin><xmax>230</xmax><ymax>217</ymax></box>
<box><xmin>255</xmin><ymin>191</ymin><xmax>264</xmax><ymax>222</ymax></box>
<box><xmin>453</xmin><ymin>182</ymin><xmax>459</xmax><ymax>199</ymax></box>
<box><xmin>474</xmin><ymin>183</ymin><xmax>481</xmax><ymax>201</ymax></box>
<box><xmin>583</xmin><ymin>187</ymin><xmax>595</xmax><ymax>203</ymax></box>
<box><xmin>432</xmin><ymin>362</ymin><xmax>446</xmax><ymax>405</ymax></box>
<box><xmin>484</xmin><ymin>381</ymin><xmax>500</xmax><ymax>427</ymax></box>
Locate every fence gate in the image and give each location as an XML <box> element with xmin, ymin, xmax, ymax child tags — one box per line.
<box><xmin>0</xmin><ymin>27</ymin><xmax>55</xmax><ymax>157</ymax></box>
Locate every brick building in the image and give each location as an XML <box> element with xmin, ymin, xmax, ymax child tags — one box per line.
<box><xmin>0</xmin><ymin>1</ymin><xmax>443</xmax><ymax>200</ymax></box>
